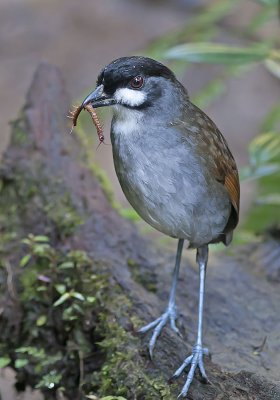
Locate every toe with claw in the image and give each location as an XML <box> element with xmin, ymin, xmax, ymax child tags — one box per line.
<box><xmin>138</xmin><ymin>306</ymin><xmax>182</xmax><ymax>357</ymax></box>
<box><xmin>173</xmin><ymin>344</ymin><xmax>210</xmax><ymax>398</ymax></box>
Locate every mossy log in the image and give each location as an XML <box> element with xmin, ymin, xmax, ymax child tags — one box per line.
<box><xmin>0</xmin><ymin>64</ymin><xmax>280</xmax><ymax>400</ymax></box>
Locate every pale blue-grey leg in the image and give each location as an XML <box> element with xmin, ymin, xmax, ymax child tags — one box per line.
<box><xmin>173</xmin><ymin>245</ymin><xmax>210</xmax><ymax>399</ymax></box>
<box><xmin>138</xmin><ymin>238</ymin><xmax>184</xmax><ymax>357</ymax></box>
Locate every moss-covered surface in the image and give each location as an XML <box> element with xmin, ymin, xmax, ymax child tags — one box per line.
<box><xmin>0</xmin><ymin>231</ymin><xmax>177</xmax><ymax>399</ymax></box>
<box><xmin>44</xmin><ymin>192</ymin><xmax>84</xmax><ymax>237</ymax></box>
<box><xmin>127</xmin><ymin>258</ymin><xmax>157</xmax><ymax>293</ymax></box>
<box><xmin>91</xmin><ymin>293</ymin><xmax>177</xmax><ymax>399</ymax></box>
<box><xmin>10</xmin><ymin>112</ymin><xmax>30</xmax><ymax>147</ymax></box>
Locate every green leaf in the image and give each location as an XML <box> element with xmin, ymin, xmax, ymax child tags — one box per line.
<box><xmin>35</xmin><ymin>370</ymin><xmax>62</xmax><ymax>389</ymax></box>
<box><xmin>36</xmin><ymin>285</ymin><xmax>47</xmax><ymax>292</ymax></box>
<box><xmin>243</xmin><ymin>202</ymin><xmax>280</xmax><ymax>233</ymax></box>
<box><xmin>265</xmin><ymin>59</ymin><xmax>280</xmax><ymax>80</ymax></box>
<box><xmin>20</xmin><ymin>254</ymin><xmax>31</xmax><ymax>267</ymax></box>
<box><xmin>55</xmin><ymin>284</ymin><xmax>66</xmax><ymax>294</ymax></box>
<box><xmin>71</xmin><ymin>292</ymin><xmax>85</xmax><ymax>301</ymax></box>
<box><xmin>33</xmin><ymin>244</ymin><xmax>50</xmax><ymax>256</ymax></box>
<box><xmin>86</xmin><ymin>296</ymin><xmax>96</xmax><ymax>303</ymax></box>
<box><xmin>0</xmin><ymin>356</ymin><xmax>11</xmax><ymax>368</ymax></box>
<box><xmin>21</xmin><ymin>238</ymin><xmax>31</xmax><ymax>246</ymax></box>
<box><xmin>53</xmin><ymin>292</ymin><xmax>71</xmax><ymax>307</ymax></box>
<box><xmin>16</xmin><ymin>347</ymin><xmax>45</xmax><ymax>358</ymax></box>
<box><xmin>99</xmin><ymin>397</ymin><xmax>128</xmax><ymax>400</ymax></box>
<box><xmin>59</xmin><ymin>261</ymin><xmax>74</xmax><ymax>269</ymax></box>
<box><xmin>248</xmin><ymin>132</ymin><xmax>280</xmax><ymax>166</ymax></box>
<box><xmin>15</xmin><ymin>359</ymin><xmax>28</xmax><ymax>368</ymax></box>
<box><xmin>16</xmin><ymin>346</ymin><xmax>35</xmax><ymax>354</ymax></box>
<box><xmin>165</xmin><ymin>43</ymin><xmax>270</xmax><ymax>64</ymax></box>
<box><xmin>33</xmin><ymin>235</ymin><xmax>49</xmax><ymax>242</ymax></box>
<box><xmin>36</xmin><ymin>315</ymin><xmax>47</xmax><ymax>326</ymax></box>
<box><xmin>144</xmin><ymin>0</ymin><xmax>240</xmax><ymax>59</ymax></box>
<box><xmin>242</xmin><ymin>129</ymin><xmax>280</xmax><ymax>234</ymax></box>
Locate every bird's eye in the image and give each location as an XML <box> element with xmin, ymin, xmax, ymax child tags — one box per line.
<box><xmin>130</xmin><ymin>76</ymin><xmax>144</xmax><ymax>89</ymax></box>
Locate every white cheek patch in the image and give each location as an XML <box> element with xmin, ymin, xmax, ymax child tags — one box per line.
<box><xmin>114</xmin><ymin>88</ymin><xmax>146</xmax><ymax>107</ymax></box>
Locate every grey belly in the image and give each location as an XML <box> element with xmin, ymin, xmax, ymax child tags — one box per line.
<box><xmin>111</xmin><ymin>130</ymin><xmax>231</xmax><ymax>247</ymax></box>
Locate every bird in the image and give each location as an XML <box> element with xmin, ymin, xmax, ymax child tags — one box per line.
<box><xmin>81</xmin><ymin>56</ymin><xmax>240</xmax><ymax>398</ymax></box>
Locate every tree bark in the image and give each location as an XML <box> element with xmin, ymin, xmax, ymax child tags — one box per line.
<box><xmin>0</xmin><ymin>64</ymin><xmax>280</xmax><ymax>400</ymax></box>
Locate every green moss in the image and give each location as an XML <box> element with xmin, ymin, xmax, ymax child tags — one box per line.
<box><xmin>44</xmin><ymin>192</ymin><xmax>84</xmax><ymax>237</ymax></box>
<box><xmin>1</xmin><ymin>237</ymin><xmax>107</xmax><ymax>396</ymax></box>
<box><xmin>17</xmin><ymin>178</ymin><xmax>39</xmax><ymax>202</ymax></box>
<box><xmin>10</xmin><ymin>113</ymin><xmax>29</xmax><ymax>146</ymax></box>
<box><xmin>0</xmin><ymin>182</ymin><xmax>22</xmax><ymax>255</ymax></box>
<box><xmin>127</xmin><ymin>258</ymin><xmax>157</xmax><ymax>293</ymax></box>
<box><xmin>92</xmin><ymin>292</ymin><xmax>177</xmax><ymax>399</ymax></box>
<box><xmin>1</xmin><ymin>231</ymin><xmax>176</xmax><ymax>399</ymax></box>
<box><xmin>0</xmin><ymin>174</ymin><xmax>83</xmax><ymax>241</ymax></box>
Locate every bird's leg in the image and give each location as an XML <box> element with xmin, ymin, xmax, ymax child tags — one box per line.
<box><xmin>138</xmin><ymin>238</ymin><xmax>184</xmax><ymax>357</ymax></box>
<box><xmin>173</xmin><ymin>245</ymin><xmax>210</xmax><ymax>399</ymax></box>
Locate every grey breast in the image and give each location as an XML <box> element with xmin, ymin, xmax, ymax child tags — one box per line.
<box><xmin>110</xmin><ymin>115</ymin><xmax>231</xmax><ymax>247</ymax></box>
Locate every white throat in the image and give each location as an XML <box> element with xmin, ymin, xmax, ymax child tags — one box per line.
<box><xmin>112</xmin><ymin>104</ymin><xmax>143</xmax><ymax>137</ymax></box>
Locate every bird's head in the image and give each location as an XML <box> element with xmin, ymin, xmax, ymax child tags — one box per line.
<box><xmin>82</xmin><ymin>56</ymin><xmax>188</xmax><ymax>117</ymax></box>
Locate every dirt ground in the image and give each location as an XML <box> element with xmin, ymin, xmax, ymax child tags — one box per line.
<box><xmin>0</xmin><ymin>1</ymin><xmax>279</xmax><ymax>399</ymax></box>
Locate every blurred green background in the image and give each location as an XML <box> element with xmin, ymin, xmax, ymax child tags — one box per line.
<box><xmin>0</xmin><ymin>0</ymin><xmax>279</xmax><ymax>398</ymax></box>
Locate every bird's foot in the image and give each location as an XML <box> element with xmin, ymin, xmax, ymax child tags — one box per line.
<box><xmin>172</xmin><ymin>344</ymin><xmax>210</xmax><ymax>398</ymax></box>
<box><xmin>138</xmin><ymin>305</ymin><xmax>181</xmax><ymax>357</ymax></box>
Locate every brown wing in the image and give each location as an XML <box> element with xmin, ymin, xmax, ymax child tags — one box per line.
<box><xmin>210</xmin><ymin>126</ymin><xmax>240</xmax><ymax>226</ymax></box>
<box><xmin>214</xmin><ymin>141</ymin><xmax>240</xmax><ymax>244</ymax></box>
<box><xmin>224</xmin><ymin>168</ymin><xmax>240</xmax><ymax>220</ymax></box>
<box><xmin>177</xmin><ymin>102</ymin><xmax>240</xmax><ymax>243</ymax></box>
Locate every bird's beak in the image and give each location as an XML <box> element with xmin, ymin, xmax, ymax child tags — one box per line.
<box><xmin>82</xmin><ymin>84</ymin><xmax>116</xmax><ymax>108</ymax></box>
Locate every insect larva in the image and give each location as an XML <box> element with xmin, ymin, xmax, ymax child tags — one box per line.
<box><xmin>68</xmin><ymin>104</ymin><xmax>104</xmax><ymax>144</ymax></box>
<box><xmin>84</xmin><ymin>104</ymin><xmax>104</xmax><ymax>144</ymax></box>
<box><xmin>68</xmin><ymin>105</ymin><xmax>83</xmax><ymax>133</ymax></box>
